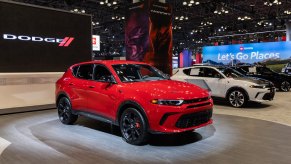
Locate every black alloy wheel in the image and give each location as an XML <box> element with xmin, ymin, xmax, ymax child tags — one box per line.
<box><xmin>120</xmin><ymin>108</ymin><xmax>149</xmax><ymax>145</ymax></box>
<box><xmin>57</xmin><ymin>97</ymin><xmax>78</xmax><ymax>125</ymax></box>
<box><xmin>228</xmin><ymin>90</ymin><xmax>247</xmax><ymax>108</ymax></box>
<box><xmin>280</xmin><ymin>81</ymin><xmax>290</xmax><ymax>92</ymax></box>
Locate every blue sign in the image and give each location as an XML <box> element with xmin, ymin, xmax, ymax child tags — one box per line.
<box><xmin>202</xmin><ymin>41</ymin><xmax>291</xmax><ymax>65</ymax></box>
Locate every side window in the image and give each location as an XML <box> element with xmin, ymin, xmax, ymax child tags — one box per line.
<box><xmin>76</xmin><ymin>64</ymin><xmax>94</xmax><ymax>80</ymax></box>
<box><xmin>183</xmin><ymin>68</ymin><xmax>203</xmax><ymax>77</ymax></box>
<box><xmin>183</xmin><ymin>68</ymin><xmax>191</xmax><ymax>75</ymax></box>
<box><xmin>72</xmin><ymin>66</ymin><xmax>79</xmax><ymax>77</ymax></box>
<box><xmin>140</xmin><ymin>67</ymin><xmax>155</xmax><ymax>78</ymax></box>
<box><xmin>204</xmin><ymin>68</ymin><xmax>221</xmax><ymax>78</ymax></box>
<box><xmin>93</xmin><ymin>65</ymin><xmax>114</xmax><ymax>82</ymax></box>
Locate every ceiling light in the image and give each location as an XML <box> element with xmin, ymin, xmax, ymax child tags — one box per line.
<box><xmin>195</xmin><ymin>2</ymin><xmax>200</xmax><ymax>5</ymax></box>
<box><xmin>190</xmin><ymin>0</ymin><xmax>194</xmax><ymax>3</ymax></box>
<box><xmin>183</xmin><ymin>2</ymin><xmax>187</xmax><ymax>5</ymax></box>
<box><xmin>188</xmin><ymin>3</ymin><xmax>192</xmax><ymax>6</ymax></box>
<box><xmin>100</xmin><ymin>1</ymin><xmax>104</xmax><ymax>5</ymax></box>
<box><xmin>81</xmin><ymin>10</ymin><xmax>85</xmax><ymax>13</ymax></box>
<box><xmin>113</xmin><ymin>1</ymin><xmax>117</xmax><ymax>5</ymax></box>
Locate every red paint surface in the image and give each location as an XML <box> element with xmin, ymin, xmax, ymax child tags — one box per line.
<box><xmin>56</xmin><ymin>60</ymin><xmax>213</xmax><ymax>133</ymax></box>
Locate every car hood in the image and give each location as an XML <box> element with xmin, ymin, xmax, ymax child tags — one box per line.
<box><xmin>123</xmin><ymin>80</ymin><xmax>209</xmax><ymax>100</ymax></box>
<box><xmin>234</xmin><ymin>77</ymin><xmax>271</xmax><ymax>85</ymax></box>
<box><xmin>278</xmin><ymin>72</ymin><xmax>291</xmax><ymax>77</ymax></box>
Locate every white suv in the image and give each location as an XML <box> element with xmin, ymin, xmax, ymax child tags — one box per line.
<box><xmin>171</xmin><ymin>66</ymin><xmax>275</xmax><ymax>108</ymax></box>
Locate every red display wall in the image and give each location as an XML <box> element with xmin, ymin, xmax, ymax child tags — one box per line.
<box><xmin>125</xmin><ymin>0</ymin><xmax>173</xmax><ymax>75</ymax></box>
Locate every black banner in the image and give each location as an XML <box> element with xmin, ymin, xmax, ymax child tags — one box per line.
<box><xmin>0</xmin><ymin>1</ymin><xmax>92</xmax><ymax>72</ymax></box>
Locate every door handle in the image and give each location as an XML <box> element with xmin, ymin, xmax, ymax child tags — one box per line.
<box><xmin>88</xmin><ymin>86</ymin><xmax>95</xmax><ymax>88</ymax></box>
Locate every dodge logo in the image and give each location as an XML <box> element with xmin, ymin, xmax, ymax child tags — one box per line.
<box><xmin>2</xmin><ymin>34</ymin><xmax>74</xmax><ymax>47</ymax></box>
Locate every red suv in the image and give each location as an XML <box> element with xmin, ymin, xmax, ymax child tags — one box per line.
<box><xmin>56</xmin><ymin>60</ymin><xmax>213</xmax><ymax>145</ymax></box>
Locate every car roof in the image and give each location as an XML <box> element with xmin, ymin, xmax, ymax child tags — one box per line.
<box><xmin>71</xmin><ymin>60</ymin><xmax>147</xmax><ymax>67</ymax></box>
<box><xmin>179</xmin><ymin>65</ymin><xmax>224</xmax><ymax>70</ymax></box>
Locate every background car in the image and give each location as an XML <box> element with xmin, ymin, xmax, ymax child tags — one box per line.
<box><xmin>172</xmin><ymin>66</ymin><xmax>275</xmax><ymax>108</ymax></box>
<box><xmin>56</xmin><ymin>60</ymin><xmax>213</xmax><ymax>145</ymax></box>
<box><xmin>281</xmin><ymin>62</ymin><xmax>291</xmax><ymax>75</ymax></box>
<box><xmin>234</xmin><ymin>65</ymin><xmax>291</xmax><ymax>92</ymax></box>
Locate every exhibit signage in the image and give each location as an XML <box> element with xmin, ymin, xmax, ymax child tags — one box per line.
<box><xmin>202</xmin><ymin>42</ymin><xmax>291</xmax><ymax>65</ymax></box>
<box><xmin>92</xmin><ymin>35</ymin><xmax>100</xmax><ymax>51</ymax></box>
<box><xmin>0</xmin><ymin>1</ymin><xmax>92</xmax><ymax>72</ymax></box>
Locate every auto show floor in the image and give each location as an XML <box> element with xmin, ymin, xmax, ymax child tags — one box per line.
<box><xmin>0</xmin><ymin>92</ymin><xmax>291</xmax><ymax>164</ymax></box>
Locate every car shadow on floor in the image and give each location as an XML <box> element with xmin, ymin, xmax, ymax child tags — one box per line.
<box><xmin>76</xmin><ymin>117</ymin><xmax>216</xmax><ymax>146</ymax></box>
<box><xmin>213</xmin><ymin>98</ymin><xmax>271</xmax><ymax>109</ymax></box>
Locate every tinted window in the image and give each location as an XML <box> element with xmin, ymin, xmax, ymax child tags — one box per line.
<box><xmin>93</xmin><ymin>65</ymin><xmax>114</xmax><ymax>82</ymax></box>
<box><xmin>72</xmin><ymin>66</ymin><xmax>79</xmax><ymax>77</ymax></box>
<box><xmin>112</xmin><ymin>64</ymin><xmax>167</xmax><ymax>82</ymax></box>
<box><xmin>204</xmin><ymin>68</ymin><xmax>221</xmax><ymax>78</ymax></box>
<box><xmin>183</xmin><ymin>68</ymin><xmax>203</xmax><ymax>77</ymax></box>
<box><xmin>76</xmin><ymin>64</ymin><xmax>93</xmax><ymax>80</ymax></box>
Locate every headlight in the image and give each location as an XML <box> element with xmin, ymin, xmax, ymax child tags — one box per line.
<box><xmin>249</xmin><ymin>85</ymin><xmax>266</xmax><ymax>89</ymax></box>
<box><xmin>151</xmin><ymin>99</ymin><xmax>184</xmax><ymax>106</ymax></box>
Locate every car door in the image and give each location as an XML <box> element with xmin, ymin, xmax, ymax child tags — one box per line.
<box><xmin>257</xmin><ymin>67</ymin><xmax>275</xmax><ymax>82</ymax></box>
<box><xmin>86</xmin><ymin>64</ymin><xmax>118</xmax><ymax>120</ymax></box>
<box><xmin>202</xmin><ymin>67</ymin><xmax>227</xmax><ymax>97</ymax></box>
<box><xmin>179</xmin><ymin>67</ymin><xmax>211</xmax><ymax>91</ymax></box>
<box><xmin>69</xmin><ymin>64</ymin><xmax>94</xmax><ymax>111</ymax></box>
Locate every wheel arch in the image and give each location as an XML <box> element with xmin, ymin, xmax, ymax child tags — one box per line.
<box><xmin>116</xmin><ymin>100</ymin><xmax>149</xmax><ymax>127</ymax></box>
<box><xmin>226</xmin><ymin>86</ymin><xmax>249</xmax><ymax>100</ymax></box>
<box><xmin>56</xmin><ymin>92</ymin><xmax>70</xmax><ymax>107</ymax></box>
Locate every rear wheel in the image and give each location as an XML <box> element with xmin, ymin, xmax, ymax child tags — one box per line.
<box><xmin>227</xmin><ymin>90</ymin><xmax>247</xmax><ymax>108</ymax></box>
<box><xmin>57</xmin><ymin>97</ymin><xmax>78</xmax><ymax>125</ymax></box>
<box><xmin>280</xmin><ymin>81</ymin><xmax>290</xmax><ymax>92</ymax></box>
<box><xmin>120</xmin><ymin>108</ymin><xmax>149</xmax><ymax>145</ymax></box>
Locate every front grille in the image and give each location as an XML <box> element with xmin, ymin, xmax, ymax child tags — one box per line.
<box><xmin>263</xmin><ymin>89</ymin><xmax>275</xmax><ymax>100</ymax></box>
<box><xmin>176</xmin><ymin>109</ymin><xmax>213</xmax><ymax>128</ymax></box>
<box><xmin>183</xmin><ymin>97</ymin><xmax>209</xmax><ymax>104</ymax></box>
<box><xmin>186</xmin><ymin>102</ymin><xmax>211</xmax><ymax>109</ymax></box>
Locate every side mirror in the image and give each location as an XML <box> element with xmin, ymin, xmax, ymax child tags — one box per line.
<box><xmin>165</xmin><ymin>74</ymin><xmax>170</xmax><ymax>79</ymax></box>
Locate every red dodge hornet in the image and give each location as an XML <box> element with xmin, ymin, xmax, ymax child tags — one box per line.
<box><xmin>56</xmin><ymin>60</ymin><xmax>213</xmax><ymax>145</ymax></box>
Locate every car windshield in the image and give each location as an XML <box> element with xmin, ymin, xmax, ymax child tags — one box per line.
<box><xmin>112</xmin><ymin>64</ymin><xmax>169</xmax><ymax>82</ymax></box>
<box><xmin>218</xmin><ymin>67</ymin><xmax>245</xmax><ymax>78</ymax></box>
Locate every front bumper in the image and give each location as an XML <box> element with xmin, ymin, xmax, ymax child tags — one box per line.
<box><xmin>249</xmin><ymin>87</ymin><xmax>275</xmax><ymax>102</ymax></box>
<box><xmin>148</xmin><ymin>98</ymin><xmax>213</xmax><ymax>133</ymax></box>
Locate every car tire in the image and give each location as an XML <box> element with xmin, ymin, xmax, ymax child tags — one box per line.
<box><xmin>280</xmin><ymin>81</ymin><xmax>290</xmax><ymax>92</ymax></box>
<box><xmin>120</xmin><ymin>108</ymin><xmax>149</xmax><ymax>145</ymax></box>
<box><xmin>57</xmin><ymin>97</ymin><xmax>78</xmax><ymax>125</ymax></box>
<box><xmin>227</xmin><ymin>89</ymin><xmax>248</xmax><ymax>108</ymax></box>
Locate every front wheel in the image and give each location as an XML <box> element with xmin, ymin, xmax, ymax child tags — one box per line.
<box><xmin>120</xmin><ymin>108</ymin><xmax>149</xmax><ymax>145</ymax></box>
<box><xmin>280</xmin><ymin>81</ymin><xmax>290</xmax><ymax>92</ymax></box>
<box><xmin>57</xmin><ymin>97</ymin><xmax>78</xmax><ymax>125</ymax></box>
<box><xmin>227</xmin><ymin>90</ymin><xmax>247</xmax><ymax>108</ymax></box>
